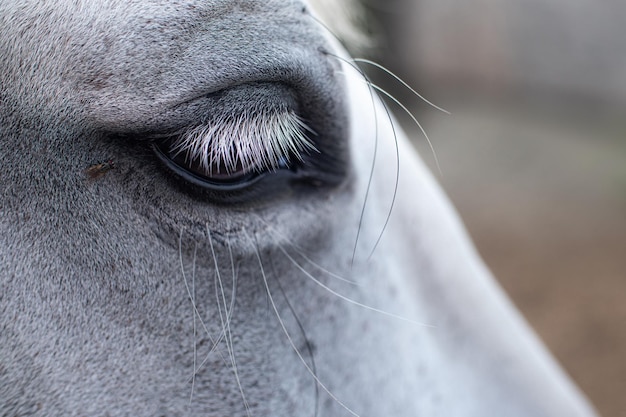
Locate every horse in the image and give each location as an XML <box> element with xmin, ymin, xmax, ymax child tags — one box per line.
<box><xmin>0</xmin><ymin>0</ymin><xmax>598</xmax><ymax>415</ymax></box>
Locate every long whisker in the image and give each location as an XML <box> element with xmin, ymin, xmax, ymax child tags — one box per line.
<box><xmin>245</xmin><ymin>229</ymin><xmax>362</xmax><ymax>417</ymax></box>
<box><xmin>268</xmin><ymin>255</ymin><xmax>320</xmax><ymax>417</ymax></box>
<box><xmin>367</xmin><ymin>81</ymin><xmax>442</xmax><ymax>176</ymax></box>
<box><xmin>309</xmin><ymin>8</ymin><xmax>441</xmax><ymax>175</ymax></box>
<box><xmin>359</xmin><ymin>81</ymin><xmax>400</xmax><ymax>261</ymax></box>
<box><xmin>342</xmin><ymin>57</ymin><xmax>380</xmax><ymax>267</ymax></box>
<box><xmin>271</xmin><ymin>235</ymin><xmax>433</xmax><ymax>327</ymax></box>
<box><xmin>208</xmin><ymin>226</ymin><xmax>251</xmax><ymax>417</ymax></box>
<box><xmin>253</xmin><ymin>214</ymin><xmax>358</xmax><ymax>285</ymax></box>
<box><xmin>192</xmin><ymin>269</ymin><xmax>237</xmax><ymax>379</ymax></box>
<box><xmin>306</xmin><ymin>7</ymin><xmax>449</xmax><ymax>117</ymax></box>
<box><xmin>190</xmin><ymin>231</ymin><xmax>240</xmax><ymax>380</ymax></box>
<box><xmin>179</xmin><ymin>229</ymin><xmax>230</xmax><ymax>383</ymax></box>
<box><xmin>226</xmin><ymin>232</ymin><xmax>238</xmax><ymax>335</ymax></box>
<box><xmin>337</xmin><ymin>64</ymin><xmax>446</xmax><ymax>258</ymax></box>
<box><xmin>352</xmin><ymin>58</ymin><xmax>451</xmax><ymax>115</ymax></box>
<box><xmin>191</xmin><ymin>243</ymin><xmax>197</xmax><ymax>403</ymax></box>
<box><xmin>307</xmin><ymin>10</ymin><xmax>399</xmax><ymax>263</ymax></box>
<box><xmin>325</xmin><ymin>53</ymin><xmax>402</xmax><ymax>260</ymax></box>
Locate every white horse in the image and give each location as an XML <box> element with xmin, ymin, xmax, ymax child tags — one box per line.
<box><xmin>0</xmin><ymin>0</ymin><xmax>598</xmax><ymax>416</ymax></box>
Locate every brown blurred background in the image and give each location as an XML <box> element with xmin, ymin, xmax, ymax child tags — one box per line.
<box><xmin>356</xmin><ymin>1</ymin><xmax>626</xmax><ymax>416</ymax></box>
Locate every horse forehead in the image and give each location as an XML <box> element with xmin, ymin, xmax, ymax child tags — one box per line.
<box><xmin>3</xmin><ymin>1</ymin><xmax>303</xmax><ymax>67</ymax></box>
<box><xmin>4</xmin><ymin>0</ymin><xmax>310</xmax><ymax>39</ymax></box>
<box><xmin>1</xmin><ymin>0</ymin><xmax>344</xmax><ymax>136</ymax></box>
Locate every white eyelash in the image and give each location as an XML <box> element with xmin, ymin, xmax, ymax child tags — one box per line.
<box><xmin>169</xmin><ymin>109</ymin><xmax>317</xmax><ymax>176</ymax></box>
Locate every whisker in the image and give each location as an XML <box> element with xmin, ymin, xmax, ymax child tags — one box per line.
<box><xmin>341</xmin><ymin>57</ymin><xmax>381</xmax><ymax>268</ymax></box>
<box><xmin>366</xmin><ymin>81</ymin><xmax>442</xmax><ymax>176</ymax></box>
<box><xmin>352</xmin><ymin>58</ymin><xmax>451</xmax><ymax>115</ymax></box>
<box><xmin>357</xmin><ymin>82</ymin><xmax>399</xmax><ymax>261</ymax></box>
<box><xmin>179</xmin><ymin>233</ymin><xmax>238</xmax><ymax>392</ymax></box>
<box><xmin>178</xmin><ymin>229</ymin><xmax>229</xmax><ymax>383</ymax></box>
<box><xmin>191</xmin><ymin>243</ymin><xmax>198</xmax><ymax>404</ymax></box>
<box><xmin>208</xmin><ymin>226</ymin><xmax>251</xmax><ymax>417</ymax></box>
<box><xmin>268</xmin><ymin>255</ymin><xmax>320</xmax><ymax>417</ymax></box>
<box><xmin>253</xmin><ymin>214</ymin><xmax>358</xmax><ymax>285</ymax></box>
<box><xmin>306</xmin><ymin>7</ymin><xmax>405</xmax><ymax>263</ymax></box>
<box><xmin>306</xmin><ymin>15</ymin><xmax>395</xmax><ymax>264</ymax></box>
<box><xmin>274</xmin><ymin>240</ymin><xmax>434</xmax><ymax>328</ymax></box>
<box><xmin>306</xmin><ymin>6</ymin><xmax>449</xmax><ymax>117</ymax></box>
<box><xmin>226</xmin><ymin>232</ymin><xmax>238</xmax><ymax>335</ymax></box>
<box><xmin>244</xmin><ymin>229</ymin><xmax>362</xmax><ymax>417</ymax></box>
<box><xmin>324</xmin><ymin>53</ymin><xmax>402</xmax><ymax>261</ymax></box>
<box><xmin>337</xmin><ymin>60</ymin><xmax>446</xmax><ymax>258</ymax></box>
<box><xmin>189</xmin><ymin>232</ymin><xmax>239</xmax><ymax>380</ymax></box>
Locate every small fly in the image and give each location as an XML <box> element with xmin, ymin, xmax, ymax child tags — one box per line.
<box><xmin>85</xmin><ymin>160</ymin><xmax>115</xmax><ymax>180</ymax></box>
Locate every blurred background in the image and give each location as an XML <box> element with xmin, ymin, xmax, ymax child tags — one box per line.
<box><xmin>353</xmin><ymin>1</ymin><xmax>626</xmax><ymax>416</ymax></box>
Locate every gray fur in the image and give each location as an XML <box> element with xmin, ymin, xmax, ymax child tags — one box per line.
<box><xmin>0</xmin><ymin>1</ymin><xmax>598</xmax><ymax>416</ymax></box>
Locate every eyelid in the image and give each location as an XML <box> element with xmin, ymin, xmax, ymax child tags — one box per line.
<box><xmin>141</xmin><ymin>80</ymin><xmax>347</xmax><ymax>199</ymax></box>
<box><xmin>165</xmin><ymin>110</ymin><xmax>316</xmax><ymax>179</ymax></box>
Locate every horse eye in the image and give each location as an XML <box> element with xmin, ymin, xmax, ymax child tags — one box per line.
<box><xmin>152</xmin><ymin>139</ymin><xmax>294</xmax><ymax>192</ymax></box>
<box><xmin>149</xmin><ymin>85</ymin><xmax>319</xmax><ymax>195</ymax></box>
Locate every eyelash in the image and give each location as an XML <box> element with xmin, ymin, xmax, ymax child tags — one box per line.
<box><xmin>165</xmin><ymin>108</ymin><xmax>318</xmax><ymax>178</ymax></box>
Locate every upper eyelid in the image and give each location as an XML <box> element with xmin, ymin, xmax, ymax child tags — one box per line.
<box><xmin>156</xmin><ymin>109</ymin><xmax>316</xmax><ymax>177</ymax></box>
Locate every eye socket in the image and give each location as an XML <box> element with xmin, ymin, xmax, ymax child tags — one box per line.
<box><xmin>144</xmin><ymin>82</ymin><xmax>349</xmax><ymax>200</ymax></box>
